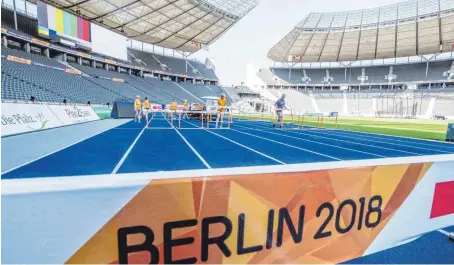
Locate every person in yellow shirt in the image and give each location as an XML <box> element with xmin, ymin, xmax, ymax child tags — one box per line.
<box><xmin>134</xmin><ymin>95</ymin><xmax>142</xmax><ymax>123</ymax></box>
<box><xmin>216</xmin><ymin>94</ymin><xmax>227</xmax><ymax>128</ymax></box>
<box><xmin>143</xmin><ymin>96</ymin><xmax>150</xmax><ymax>127</ymax></box>
<box><xmin>169</xmin><ymin>99</ymin><xmax>177</xmax><ymax>122</ymax></box>
<box><xmin>183</xmin><ymin>100</ymin><xmax>189</xmax><ymax>120</ymax></box>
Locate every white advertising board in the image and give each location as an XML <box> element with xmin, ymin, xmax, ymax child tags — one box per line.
<box><xmin>47</xmin><ymin>105</ymin><xmax>99</xmax><ymax>125</ymax></box>
<box><xmin>1</xmin><ymin>103</ymin><xmax>100</xmax><ymax>137</ymax></box>
<box><xmin>1</xmin><ymin>103</ymin><xmax>63</xmax><ymax>136</ymax></box>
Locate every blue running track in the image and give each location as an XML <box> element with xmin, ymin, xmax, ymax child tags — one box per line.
<box><xmin>2</xmin><ymin>114</ymin><xmax>454</xmax><ymax>263</ymax></box>
<box><xmin>3</xmin><ymin>114</ymin><xmax>454</xmax><ymax>179</ymax></box>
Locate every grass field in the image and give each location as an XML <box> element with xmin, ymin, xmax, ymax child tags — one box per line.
<box><xmin>237</xmin><ymin>114</ymin><xmax>451</xmax><ymax>141</ymax></box>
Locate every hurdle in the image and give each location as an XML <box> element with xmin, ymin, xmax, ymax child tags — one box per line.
<box><xmin>299</xmin><ymin>114</ymin><xmax>305</xmax><ymax>129</ymax></box>
<box><xmin>175</xmin><ymin>109</ymin><xmax>233</xmax><ymax>129</ymax></box>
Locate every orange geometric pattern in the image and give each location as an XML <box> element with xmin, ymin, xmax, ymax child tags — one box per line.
<box><xmin>66</xmin><ymin>162</ymin><xmax>431</xmax><ymax>264</ymax></box>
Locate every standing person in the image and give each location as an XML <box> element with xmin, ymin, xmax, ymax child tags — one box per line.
<box><xmin>134</xmin><ymin>95</ymin><xmax>142</xmax><ymax>123</ymax></box>
<box><xmin>169</xmin><ymin>99</ymin><xmax>177</xmax><ymax>123</ymax></box>
<box><xmin>216</xmin><ymin>94</ymin><xmax>227</xmax><ymax>128</ymax></box>
<box><xmin>183</xmin><ymin>100</ymin><xmax>189</xmax><ymax>120</ymax></box>
<box><xmin>273</xmin><ymin>94</ymin><xmax>287</xmax><ymax>129</ymax></box>
<box><xmin>143</xmin><ymin>96</ymin><xmax>150</xmax><ymax>127</ymax></box>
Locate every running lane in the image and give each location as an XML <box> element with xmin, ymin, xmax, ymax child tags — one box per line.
<box><xmin>230</xmin><ymin>127</ymin><xmax>375</xmax><ymax>161</ymax></box>
<box><xmin>117</xmin><ymin>129</ymin><xmax>207</xmax><ymax>173</ymax></box>
<box><xmin>323</xmin><ymin>129</ymin><xmax>454</xmax><ymax>153</ymax></box>
<box><xmin>306</xmin><ymin>129</ymin><xmax>450</xmax><ymax>155</ymax></box>
<box><xmin>214</xmin><ymin>129</ymin><xmax>335</xmax><ymax>163</ymax></box>
<box><xmin>234</xmin><ymin>121</ymin><xmax>444</xmax><ymax>156</ymax></box>
<box><xmin>233</xmin><ymin>121</ymin><xmax>422</xmax><ymax>158</ymax></box>
<box><xmin>177</xmin><ymin>129</ymin><xmax>282</xmax><ymax>168</ymax></box>
<box><xmin>233</xmin><ymin>123</ymin><xmax>391</xmax><ymax>159</ymax></box>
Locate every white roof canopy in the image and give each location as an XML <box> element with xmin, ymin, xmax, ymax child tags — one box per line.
<box><xmin>268</xmin><ymin>0</ymin><xmax>454</xmax><ymax>62</ymax></box>
<box><xmin>47</xmin><ymin>0</ymin><xmax>258</xmax><ymax>52</ymax></box>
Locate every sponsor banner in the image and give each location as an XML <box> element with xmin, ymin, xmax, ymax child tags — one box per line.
<box><xmin>112</xmin><ymin>78</ymin><xmax>124</xmax><ymax>83</ymax></box>
<box><xmin>31</xmin><ymin>38</ymin><xmax>50</xmax><ymax>47</ymax></box>
<box><xmin>91</xmin><ymin>105</ymin><xmax>112</xmax><ymax>119</ymax></box>
<box><xmin>1</xmin><ymin>103</ymin><xmax>100</xmax><ymax>136</ymax></box>
<box><xmin>76</xmin><ymin>51</ymin><xmax>92</xmax><ymax>59</ymax></box>
<box><xmin>7</xmin><ymin>55</ymin><xmax>31</xmax><ymax>65</ymax></box>
<box><xmin>66</xmin><ymin>160</ymin><xmax>452</xmax><ymax>264</ymax></box>
<box><xmin>104</xmin><ymin>59</ymin><xmax>117</xmax><ymax>65</ymax></box>
<box><xmin>48</xmin><ymin>105</ymin><xmax>99</xmax><ymax>124</ymax></box>
<box><xmin>64</xmin><ymin>68</ymin><xmax>82</xmax><ymax>75</ymax></box>
<box><xmin>1</xmin><ymin>103</ymin><xmax>63</xmax><ymax>136</ymax></box>
<box><xmin>151</xmin><ymin>104</ymin><xmax>163</xmax><ymax>110</ymax></box>
<box><xmin>1</xmin><ymin>156</ymin><xmax>454</xmax><ymax>263</ymax></box>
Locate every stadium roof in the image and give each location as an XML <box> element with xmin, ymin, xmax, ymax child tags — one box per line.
<box><xmin>46</xmin><ymin>0</ymin><xmax>259</xmax><ymax>52</ymax></box>
<box><xmin>268</xmin><ymin>0</ymin><xmax>454</xmax><ymax>63</ymax></box>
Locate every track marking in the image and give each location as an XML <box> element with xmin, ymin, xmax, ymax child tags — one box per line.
<box><xmin>111</xmin><ymin>120</ymin><xmax>151</xmax><ymax>174</ymax></box>
<box><xmin>236</xmin><ymin>122</ymin><xmax>422</xmax><ymax>156</ymax></box>
<box><xmin>325</xmin><ymin>129</ymin><xmax>454</xmax><ymax>150</ymax></box>
<box><xmin>167</xmin><ymin>118</ymin><xmax>211</xmax><ymax>169</ymax></box>
<box><xmin>206</xmin><ymin>130</ymin><xmax>286</xmax><ymax>164</ymax></box>
<box><xmin>236</xmin><ymin>118</ymin><xmax>454</xmax><ymax>146</ymax></box>
<box><xmin>181</xmin><ymin>120</ymin><xmax>285</xmax><ymax>165</ymax></box>
<box><xmin>330</xmin><ymin>125</ymin><xmax>454</xmax><ymax>145</ymax></box>
<box><xmin>437</xmin><ymin>229</ymin><xmax>452</xmax><ymax>236</ymax></box>
<box><xmin>290</xmin><ymin>129</ymin><xmax>423</xmax><ymax>156</ymax></box>
<box><xmin>230</xmin><ymin>128</ymin><xmax>341</xmax><ymax>161</ymax></box>
<box><xmin>309</xmin><ymin>129</ymin><xmax>453</xmax><ymax>154</ymax></box>
<box><xmin>234</xmin><ymin>124</ymin><xmax>386</xmax><ymax>158</ymax></box>
<box><xmin>1</xmin><ymin>119</ymin><xmax>132</xmax><ymax>175</ymax></box>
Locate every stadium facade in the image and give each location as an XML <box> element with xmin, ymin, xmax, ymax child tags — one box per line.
<box><xmin>248</xmin><ymin>0</ymin><xmax>454</xmax><ymax>120</ymax></box>
<box><xmin>261</xmin><ymin>0</ymin><xmax>454</xmax><ymax>90</ymax></box>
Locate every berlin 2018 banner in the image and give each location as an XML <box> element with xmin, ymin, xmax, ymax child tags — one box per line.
<box><xmin>2</xmin><ymin>157</ymin><xmax>453</xmax><ymax>264</ymax></box>
<box><xmin>66</xmin><ymin>162</ymin><xmax>453</xmax><ymax>264</ymax></box>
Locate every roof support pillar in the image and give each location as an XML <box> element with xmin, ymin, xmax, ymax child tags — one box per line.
<box><xmin>2</xmin><ymin>36</ymin><xmax>7</xmax><ymax>47</ymax></box>
<box><xmin>12</xmin><ymin>0</ymin><xmax>18</xmax><ymax>30</ymax></box>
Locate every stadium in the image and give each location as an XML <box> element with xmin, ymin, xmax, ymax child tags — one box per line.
<box><xmin>1</xmin><ymin>0</ymin><xmax>454</xmax><ymax>263</ymax></box>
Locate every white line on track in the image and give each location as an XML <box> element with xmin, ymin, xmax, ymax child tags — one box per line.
<box><xmin>230</xmin><ymin>128</ymin><xmax>341</xmax><ymax>161</ymax></box>
<box><xmin>324</xmin><ymin>129</ymin><xmax>454</xmax><ymax>150</ymax></box>
<box><xmin>1</xmin><ymin>119</ymin><xmax>133</xmax><ymax>175</ymax></box>
<box><xmin>181</xmin><ymin>120</ymin><xmax>285</xmax><ymax>164</ymax></box>
<box><xmin>235</xmin><ymin>118</ymin><xmax>454</xmax><ymax>148</ymax></box>
<box><xmin>168</xmin><ymin>118</ymin><xmax>211</xmax><ymax>169</ymax></box>
<box><xmin>236</xmin><ymin>122</ymin><xmax>423</xmax><ymax>156</ymax></box>
<box><xmin>234</xmin><ymin>124</ymin><xmax>386</xmax><ymax>158</ymax></box>
<box><xmin>206</xmin><ymin>130</ymin><xmax>286</xmax><ymax>164</ymax></box>
<box><xmin>328</xmin><ymin>125</ymin><xmax>454</xmax><ymax>146</ymax></box>
<box><xmin>111</xmin><ymin>119</ymin><xmax>152</xmax><ymax>174</ymax></box>
<box><xmin>437</xmin><ymin>229</ymin><xmax>452</xmax><ymax>237</ymax></box>
<box><xmin>308</xmin><ymin>129</ymin><xmax>453</xmax><ymax>154</ymax></box>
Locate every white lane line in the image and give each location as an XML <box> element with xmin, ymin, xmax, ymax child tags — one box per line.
<box><xmin>168</xmin><ymin>118</ymin><xmax>211</xmax><ymax>169</ymax></box>
<box><xmin>326</xmin><ymin>124</ymin><xmax>454</xmax><ymax>146</ymax></box>
<box><xmin>181</xmin><ymin>120</ymin><xmax>285</xmax><ymax>165</ymax></box>
<box><xmin>206</xmin><ymin>130</ymin><xmax>286</xmax><ymax>164</ymax></box>
<box><xmin>111</xmin><ymin>120</ymin><xmax>152</xmax><ymax>174</ymax></box>
<box><xmin>1</xmin><ymin>120</ymin><xmax>132</xmax><ymax>175</ymax></box>
<box><xmin>327</xmin><ymin>129</ymin><xmax>454</xmax><ymax>150</ymax></box>
<box><xmin>309</xmin><ymin>129</ymin><xmax>452</xmax><ymax>154</ymax></box>
<box><xmin>230</xmin><ymin>128</ymin><xmax>341</xmax><ymax>161</ymax></box>
<box><xmin>437</xmin><ymin>229</ymin><xmax>453</xmax><ymax>237</ymax></box>
<box><xmin>234</xmin><ymin>124</ymin><xmax>386</xmax><ymax>158</ymax></box>
<box><xmin>257</xmin><ymin>124</ymin><xmax>423</xmax><ymax>156</ymax></box>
